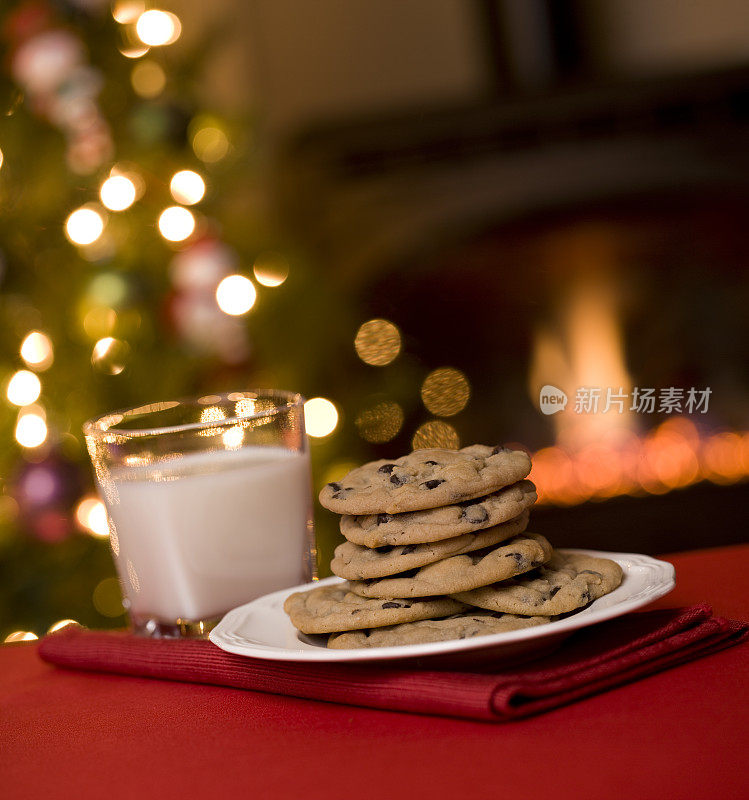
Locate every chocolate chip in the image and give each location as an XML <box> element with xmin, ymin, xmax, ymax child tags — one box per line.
<box><xmin>581</xmin><ymin>590</ymin><xmax>591</xmax><ymax>603</ymax></box>
<box><xmin>548</xmin><ymin>586</ymin><xmax>561</xmax><ymax>598</ymax></box>
<box><xmin>460</xmin><ymin>504</ymin><xmax>489</xmax><ymax>524</ymax></box>
<box><xmin>400</xmin><ymin>545</ymin><xmax>417</xmax><ymax>555</ymax></box>
<box><xmin>382</xmin><ymin>601</ymin><xmax>403</xmax><ymax>609</ymax></box>
<box><xmin>327</xmin><ymin>482</ymin><xmax>341</xmax><ymax>491</ymax></box>
<box><xmin>351</xmin><ymin>609</ymin><xmax>361</xmax><ymax>614</ymax></box>
<box><xmin>424</xmin><ymin>460</ymin><xmax>439</xmax><ymax>466</ymax></box>
<box><xmin>505</xmin><ymin>552</ymin><xmax>525</xmax><ymax>564</ymax></box>
<box><xmin>378</xmin><ymin>463</ymin><xmax>396</xmax><ymax>474</ymax></box>
<box><xmin>580</xmin><ymin>570</ymin><xmax>602</xmax><ymax>579</ymax></box>
<box><xmin>491</xmin><ymin>445</ymin><xmax>511</xmax><ymax>455</ymax></box>
<box><xmin>422</xmin><ymin>479</ymin><xmax>445</xmax><ymax>490</ymax></box>
<box><xmin>390</xmin><ymin>473</ymin><xmax>407</xmax><ymax>486</ymax></box>
<box><xmin>375</xmin><ymin>545</ymin><xmax>393</xmax><ymax>554</ymax></box>
<box><xmin>376</xmin><ymin>513</ymin><xmax>393</xmax><ymax>525</ymax></box>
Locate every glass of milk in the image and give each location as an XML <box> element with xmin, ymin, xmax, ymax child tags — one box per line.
<box><xmin>83</xmin><ymin>390</ymin><xmax>315</xmax><ymax>638</ymax></box>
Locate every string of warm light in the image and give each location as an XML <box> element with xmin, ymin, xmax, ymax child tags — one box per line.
<box><xmin>100</xmin><ymin>175</ymin><xmax>136</xmax><ymax>211</ymax></box>
<box><xmin>65</xmin><ymin>206</ymin><xmax>105</xmax><ymax>246</ymax></box>
<box><xmin>304</xmin><ymin>398</ymin><xmax>339</xmax><ymax>438</ymax></box>
<box><xmin>6</xmin><ymin>370</ymin><xmax>41</xmax><ymax>406</ymax></box>
<box><xmin>216</xmin><ymin>275</ymin><xmax>256</xmax><ymax>315</ymax></box>
<box><xmin>3</xmin><ymin>631</ymin><xmax>38</xmax><ymax>643</ymax></box>
<box><xmin>15</xmin><ymin>407</ymin><xmax>47</xmax><ymax>449</ymax></box>
<box><xmin>75</xmin><ymin>497</ymin><xmax>110</xmax><ymax>538</ymax></box>
<box><xmin>20</xmin><ymin>331</ymin><xmax>53</xmax><ymax>371</ymax></box>
<box><xmin>158</xmin><ymin>206</ymin><xmax>195</xmax><ymax>241</ymax></box>
<box><xmin>170</xmin><ymin>170</ymin><xmax>205</xmax><ymax>205</ymax></box>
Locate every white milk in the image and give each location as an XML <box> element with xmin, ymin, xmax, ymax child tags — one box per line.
<box><xmin>105</xmin><ymin>446</ymin><xmax>313</xmax><ymax>622</ymax></box>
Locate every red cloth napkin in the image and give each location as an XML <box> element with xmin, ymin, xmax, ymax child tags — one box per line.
<box><xmin>38</xmin><ymin>604</ymin><xmax>746</xmax><ymax>722</ymax></box>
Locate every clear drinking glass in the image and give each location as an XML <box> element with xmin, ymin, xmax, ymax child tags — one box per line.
<box><xmin>83</xmin><ymin>390</ymin><xmax>315</xmax><ymax>638</ymax></box>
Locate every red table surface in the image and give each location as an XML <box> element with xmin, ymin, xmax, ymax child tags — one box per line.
<box><xmin>2</xmin><ymin>544</ymin><xmax>748</xmax><ymax>800</ymax></box>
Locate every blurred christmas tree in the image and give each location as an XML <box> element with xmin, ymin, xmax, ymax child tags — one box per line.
<box><xmin>0</xmin><ymin>1</ymin><xmax>465</xmax><ymax>642</ymax></box>
<box><xmin>0</xmin><ymin>0</ymin><xmax>322</xmax><ymax>639</ymax></box>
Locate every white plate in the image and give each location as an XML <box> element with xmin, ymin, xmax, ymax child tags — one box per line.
<box><xmin>209</xmin><ymin>549</ymin><xmax>674</xmax><ymax>667</ymax></box>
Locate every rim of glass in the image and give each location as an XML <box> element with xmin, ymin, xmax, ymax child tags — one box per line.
<box><xmin>82</xmin><ymin>390</ymin><xmax>305</xmax><ymax>439</ymax></box>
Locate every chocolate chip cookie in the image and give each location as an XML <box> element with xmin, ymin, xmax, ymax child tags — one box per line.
<box><xmin>319</xmin><ymin>445</ymin><xmax>532</xmax><ymax>515</ymax></box>
<box><xmin>283</xmin><ymin>582</ymin><xmax>467</xmax><ymax>634</ymax></box>
<box><xmin>452</xmin><ymin>552</ymin><xmax>623</xmax><ymax>616</ymax></box>
<box><xmin>331</xmin><ymin>510</ymin><xmax>530</xmax><ymax>580</ymax></box>
<box><xmin>327</xmin><ymin>610</ymin><xmax>549</xmax><ymax>649</ymax></box>
<box><xmin>348</xmin><ymin>533</ymin><xmax>553</xmax><ymax>598</ymax></box>
<box><xmin>340</xmin><ymin>480</ymin><xmax>537</xmax><ymax>547</ymax></box>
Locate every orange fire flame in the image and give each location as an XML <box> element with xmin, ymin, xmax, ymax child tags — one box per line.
<box><xmin>529</xmin><ymin>418</ymin><xmax>749</xmax><ymax>505</ymax></box>
<box><xmin>527</xmin><ymin>231</ymin><xmax>748</xmax><ymax>505</ymax></box>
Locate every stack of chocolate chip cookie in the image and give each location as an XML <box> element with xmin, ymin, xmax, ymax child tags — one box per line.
<box><xmin>284</xmin><ymin>444</ymin><xmax>623</xmax><ymax>649</ymax></box>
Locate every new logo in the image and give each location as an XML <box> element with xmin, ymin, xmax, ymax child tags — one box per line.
<box><xmin>539</xmin><ymin>385</ymin><xmax>568</xmax><ymax>415</ymax></box>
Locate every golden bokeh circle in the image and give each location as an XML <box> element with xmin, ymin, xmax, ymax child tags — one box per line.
<box><xmin>355</xmin><ymin>401</ymin><xmax>404</xmax><ymax>443</ymax></box>
<box><xmin>411</xmin><ymin>420</ymin><xmax>460</xmax><ymax>450</ymax></box>
<box><xmin>420</xmin><ymin>367</ymin><xmax>470</xmax><ymax>417</ymax></box>
<box><xmin>92</xmin><ymin>577</ymin><xmax>125</xmax><ymax>618</ymax></box>
<box><xmin>253</xmin><ymin>252</ymin><xmax>289</xmax><ymax>287</ymax></box>
<box><xmin>354</xmin><ymin>319</ymin><xmax>401</xmax><ymax>367</ymax></box>
<box><xmin>91</xmin><ymin>337</ymin><xmax>130</xmax><ymax>375</ymax></box>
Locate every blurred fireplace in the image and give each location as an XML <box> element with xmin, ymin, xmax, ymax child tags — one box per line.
<box><xmin>277</xmin><ymin>66</ymin><xmax>749</xmax><ymax>553</ymax></box>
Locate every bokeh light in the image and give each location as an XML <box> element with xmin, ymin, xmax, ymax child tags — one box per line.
<box><xmin>20</xmin><ymin>331</ymin><xmax>54</xmax><ymax>371</ymax></box>
<box><xmin>119</xmin><ymin>43</ymin><xmax>150</xmax><ymax>59</ymax></box>
<box><xmin>87</xmin><ymin>273</ymin><xmax>129</xmax><ymax>307</ymax></box>
<box><xmin>100</xmin><ymin>175</ymin><xmax>136</xmax><ymax>211</ymax></box>
<box><xmin>191</xmin><ymin>126</ymin><xmax>229</xmax><ymax>163</ymax></box>
<box><xmin>93</xmin><ymin>577</ymin><xmax>125</xmax><ymax>617</ymax></box>
<box><xmin>412</xmin><ymin>420</ymin><xmax>460</xmax><ymax>450</ymax></box>
<box><xmin>47</xmin><ymin>619</ymin><xmax>79</xmax><ymax>633</ymax></box>
<box><xmin>112</xmin><ymin>0</ymin><xmax>145</xmax><ymax>24</ymax></box>
<box><xmin>355</xmin><ymin>401</ymin><xmax>404</xmax><ymax>443</ymax></box>
<box><xmin>235</xmin><ymin>397</ymin><xmax>256</xmax><ymax>417</ymax></box>
<box><xmin>0</xmin><ymin>147</ymin><xmax>4</xmax><ymax>170</ymax></box>
<box><xmin>222</xmin><ymin>425</ymin><xmax>244</xmax><ymax>449</ymax></box>
<box><xmin>7</xmin><ymin>370</ymin><xmax>41</xmax><ymax>406</ymax></box>
<box><xmin>83</xmin><ymin>307</ymin><xmax>118</xmax><ymax>340</ymax></box>
<box><xmin>200</xmin><ymin>406</ymin><xmax>226</xmax><ymax>425</ymax></box>
<box><xmin>91</xmin><ymin>337</ymin><xmax>129</xmax><ymax>375</ymax></box>
<box><xmin>15</xmin><ymin>409</ymin><xmax>47</xmax><ymax>448</ymax></box>
<box><xmin>65</xmin><ymin>207</ymin><xmax>105</xmax><ymax>246</ymax></box>
<box><xmin>253</xmin><ymin>252</ymin><xmax>289</xmax><ymax>287</ymax></box>
<box><xmin>216</xmin><ymin>275</ymin><xmax>256</xmax><ymax>315</ymax></box>
<box><xmin>76</xmin><ymin>497</ymin><xmax>110</xmax><ymax>537</ymax></box>
<box><xmin>354</xmin><ymin>319</ymin><xmax>401</xmax><ymax>366</ymax></box>
<box><xmin>304</xmin><ymin>397</ymin><xmax>338</xmax><ymax>438</ymax></box>
<box><xmin>135</xmin><ymin>9</ymin><xmax>181</xmax><ymax>46</ymax></box>
<box><xmin>110</xmin><ymin>165</ymin><xmax>145</xmax><ymax>200</ymax></box>
<box><xmin>198</xmin><ymin>405</ymin><xmax>227</xmax><ymax>437</ymax></box>
<box><xmin>420</xmin><ymin>367</ymin><xmax>471</xmax><ymax>417</ymax></box>
<box><xmin>3</xmin><ymin>631</ymin><xmax>38</xmax><ymax>643</ymax></box>
<box><xmin>158</xmin><ymin>206</ymin><xmax>195</xmax><ymax>242</ymax></box>
<box><xmin>130</xmin><ymin>60</ymin><xmax>166</xmax><ymax>98</ymax></box>
<box><xmin>170</xmin><ymin>170</ymin><xmax>205</xmax><ymax>205</ymax></box>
